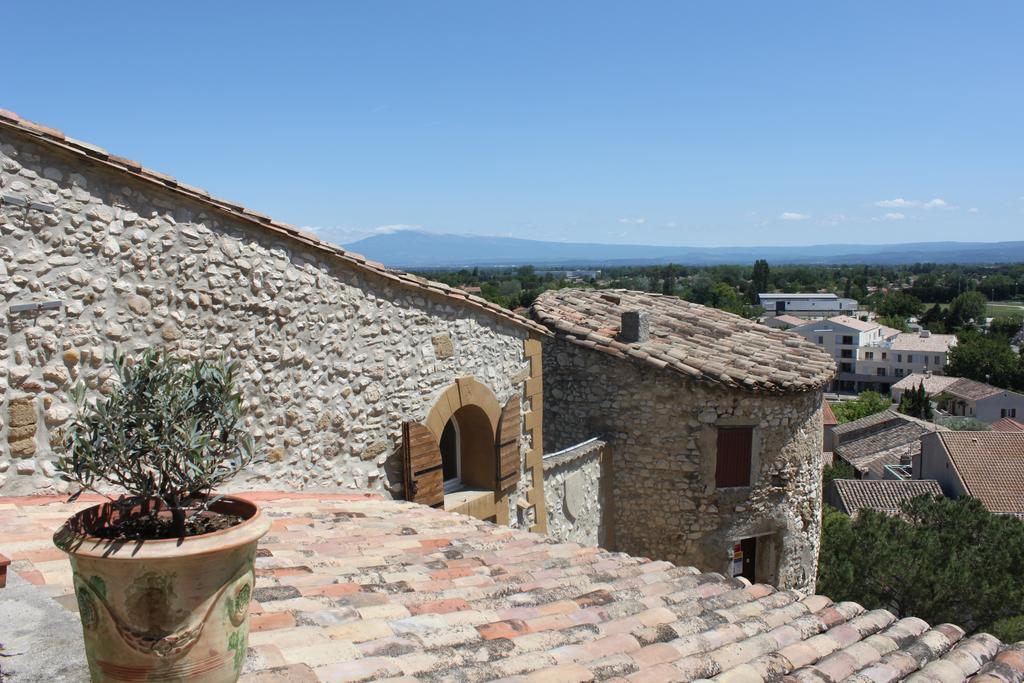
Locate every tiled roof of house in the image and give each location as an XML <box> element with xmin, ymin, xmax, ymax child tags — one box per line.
<box><xmin>0</xmin><ymin>109</ymin><xmax>549</xmax><ymax>337</ymax></box>
<box><xmin>2</xmin><ymin>493</ymin><xmax>1021</xmax><ymax>682</ymax></box>
<box><xmin>532</xmin><ymin>289</ymin><xmax>835</xmax><ymax>393</ymax></box>
<box><xmin>890</xmin><ymin>332</ymin><xmax>958</xmax><ymax>353</ymax></box>
<box><xmin>831</xmin><ymin>479</ymin><xmax>944</xmax><ymax>517</ymax></box>
<box><xmin>825</xmin><ymin>315</ymin><xmax>879</xmax><ymax>332</ymax></box>
<box><xmin>890</xmin><ymin>374</ymin><xmax>961</xmax><ymax>396</ymax></box>
<box><xmin>945</xmin><ymin>378</ymin><xmax>1006</xmax><ymax>402</ymax></box>
<box><xmin>822</xmin><ymin>400</ymin><xmax>838</xmax><ymax>427</ymax></box>
<box><xmin>992</xmin><ymin>417</ymin><xmax>1024</xmax><ymax>433</ymax></box>
<box><xmin>832</xmin><ymin>410</ymin><xmax>946</xmax><ymax>478</ymax></box>
<box><xmin>937</xmin><ymin>432</ymin><xmax>1024</xmax><ymax>516</ymax></box>
<box><xmin>771</xmin><ymin>314</ymin><xmax>809</xmax><ymax>327</ymax></box>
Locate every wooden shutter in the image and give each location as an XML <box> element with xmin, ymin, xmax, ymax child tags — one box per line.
<box><xmin>715</xmin><ymin>427</ymin><xmax>753</xmax><ymax>488</ymax></box>
<box><xmin>495</xmin><ymin>396</ymin><xmax>521</xmax><ymax>492</ymax></box>
<box><xmin>402</xmin><ymin>422</ymin><xmax>444</xmax><ymax>508</ymax></box>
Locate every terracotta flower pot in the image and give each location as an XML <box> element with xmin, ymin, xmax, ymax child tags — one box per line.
<box><xmin>53</xmin><ymin>495</ymin><xmax>271</xmax><ymax>683</ymax></box>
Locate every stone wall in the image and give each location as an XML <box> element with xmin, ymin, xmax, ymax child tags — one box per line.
<box><xmin>0</xmin><ymin>128</ymin><xmax>536</xmax><ymax>504</ymax></box>
<box><xmin>542</xmin><ymin>438</ymin><xmax>606</xmax><ymax>546</ymax></box>
<box><xmin>543</xmin><ymin>336</ymin><xmax>824</xmax><ymax>591</ymax></box>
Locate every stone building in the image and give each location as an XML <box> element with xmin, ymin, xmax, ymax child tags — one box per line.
<box><xmin>534</xmin><ymin>289</ymin><xmax>835</xmax><ymax>590</ymax></box>
<box><xmin>0</xmin><ymin>110</ymin><xmax>547</xmax><ymax>532</ymax></box>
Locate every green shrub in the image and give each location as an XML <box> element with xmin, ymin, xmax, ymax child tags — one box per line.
<box><xmin>58</xmin><ymin>348</ymin><xmax>255</xmax><ymax>536</ymax></box>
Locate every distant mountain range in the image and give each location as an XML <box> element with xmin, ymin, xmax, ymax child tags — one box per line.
<box><xmin>343</xmin><ymin>231</ymin><xmax>1024</xmax><ymax>269</ymax></box>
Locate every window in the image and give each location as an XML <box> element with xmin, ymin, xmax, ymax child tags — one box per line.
<box><xmin>864</xmin><ymin>351</ymin><xmax>874</xmax><ymax>360</ymax></box>
<box><xmin>841</xmin><ymin>349</ymin><xmax>853</xmax><ymax>359</ymax></box>
<box><xmin>895</xmin><ymin>368</ymin><xmax>904</xmax><ymax>377</ymax></box>
<box><xmin>882</xmin><ymin>352</ymin><xmax>887</xmax><ymax>360</ymax></box>
<box><xmin>840</xmin><ymin>362</ymin><xmax>853</xmax><ymax>372</ymax></box>
<box><xmin>876</xmin><ymin>368</ymin><xmax>886</xmax><ymax>376</ymax></box>
<box><xmin>907</xmin><ymin>354</ymin><xmax>914</xmax><ymax>363</ymax></box>
<box><xmin>924</xmin><ymin>355</ymin><xmax>929</xmax><ymax>364</ymax></box>
<box><xmin>716</xmin><ymin>427</ymin><xmax>752</xmax><ymax>488</ymax></box>
<box><xmin>1002</xmin><ymin>409</ymin><xmax>1018</xmax><ymax>418</ymax></box>
<box><xmin>440</xmin><ymin>418</ymin><xmax>461</xmax><ymax>493</ymax></box>
<box><xmin>817</xmin><ymin>336</ymin><xmax>824</xmax><ymax>344</ymax></box>
<box><xmin>842</xmin><ymin>335</ymin><xmax>854</xmax><ymax>345</ymax></box>
<box><xmin>935</xmin><ymin>355</ymin><xmax>941</xmax><ymax>365</ymax></box>
<box><xmin>897</xmin><ymin>354</ymin><xmax>902</xmax><ymax>363</ymax></box>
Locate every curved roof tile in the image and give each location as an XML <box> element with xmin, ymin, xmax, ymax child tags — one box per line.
<box><xmin>533</xmin><ymin>288</ymin><xmax>835</xmax><ymax>393</ymax></box>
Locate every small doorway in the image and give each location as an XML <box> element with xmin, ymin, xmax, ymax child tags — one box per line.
<box><xmin>731</xmin><ymin>537</ymin><xmax>758</xmax><ymax>582</ymax></box>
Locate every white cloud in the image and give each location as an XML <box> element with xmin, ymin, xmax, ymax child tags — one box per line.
<box><xmin>664</xmin><ymin>221</ymin><xmax>678</xmax><ymax>228</ymax></box>
<box><xmin>618</xmin><ymin>217</ymin><xmax>646</xmax><ymax>225</ymax></box>
<box><xmin>874</xmin><ymin>197</ymin><xmax>949</xmax><ymax>209</ymax></box>
<box><xmin>968</xmin><ymin>207</ymin><xmax>979</xmax><ymax>214</ymax></box>
<box><xmin>779</xmin><ymin>212</ymin><xmax>810</xmax><ymax>221</ymax></box>
<box><xmin>883</xmin><ymin>212</ymin><xmax>906</xmax><ymax>221</ymax></box>
<box><xmin>817</xmin><ymin>214</ymin><xmax>848</xmax><ymax>227</ymax></box>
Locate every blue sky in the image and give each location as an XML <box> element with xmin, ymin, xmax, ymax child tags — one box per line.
<box><xmin>5</xmin><ymin>2</ymin><xmax>1023</xmax><ymax>247</ymax></box>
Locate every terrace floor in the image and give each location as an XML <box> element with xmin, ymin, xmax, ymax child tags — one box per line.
<box><xmin>1</xmin><ymin>492</ymin><xmax>1022</xmax><ymax>682</ymax></box>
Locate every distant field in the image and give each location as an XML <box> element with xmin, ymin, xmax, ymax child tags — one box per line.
<box><xmin>988</xmin><ymin>302</ymin><xmax>1024</xmax><ymax>317</ymax></box>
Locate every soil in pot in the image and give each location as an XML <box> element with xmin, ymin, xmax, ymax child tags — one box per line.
<box><xmin>90</xmin><ymin>507</ymin><xmax>244</xmax><ymax>541</ymax></box>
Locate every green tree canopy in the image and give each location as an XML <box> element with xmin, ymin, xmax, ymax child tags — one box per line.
<box><xmin>817</xmin><ymin>496</ymin><xmax>1024</xmax><ymax>641</ymax></box>
<box><xmin>946</xmin><ymin>291</ymin><xmax>988</xmax><ymax>331</ymax></box>
<box><xmin>876</xmin><ymin>290</ymin><xmax>923</xmax><ymax>319</ymax></box>
<box><xmin>947</xmin><ymin>331</ymin><xmax>1024</xmax><ymax>391</ymax></box>
<box><xmin>830</xmin><ymin>392</ymin><xmax>890</xmax><ymax>424</ymax></box>
<box><xmin>898</xmin><ymin>381</ymin><xmax>933</xmax><ymax>420</ymax></box>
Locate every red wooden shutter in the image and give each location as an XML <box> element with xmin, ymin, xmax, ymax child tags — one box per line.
<box><xmin>715</xmin><ymin>427</ymin><xmax>753</xmax><ymax>487</ymax></box>
<box><xmin>403</xmin><ymin>422</ymin><xmax>444</xmax><ymax>508</ymax></box>
<box><xmin>496</xmin><ymin>396</ymin><xmax>521</xmax><ymax>492</ymax></box>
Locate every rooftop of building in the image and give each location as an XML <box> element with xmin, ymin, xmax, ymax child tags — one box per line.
<box><xmin>935</xmin><ymin>432</ymin><xmax>1024</xmax><ymax>516</ymax></box>
<box><xmin>793</xmin><ymin>315</ymin><xmax>878</xmax><ymax>333</ymax></box>
<box><xmin>830</xmin><ymin>479</ymin><xmax>944</xmax><ymax>517</ymax></box>
<box><xmin>822</xmin><ymin>400</ymin><xmax>838</xmax><ymax>427</ymax></box>
<box><xmin>2</xmin><ymin>492</ymin><xmax>1021</xmax><ymax>682</ymax></box>
<box><xmin>944</xmin><ymin>378</ymin><xmax>1009</xmax><ymax>402</ymax></box>
<box><xmin>890</xmin><ymin>331</ymin><xmax>958</xmax><ymax>353</ymax></box>
<box><xmin>758</xmin><ymin>293</ymin><xmax>840</xmax><ymax>300</ymax></box>
<box><xmin>770</xmin><ymin>314</ymin><xmax>810</xmax><ymax>327</ymax></box>
<box><xmin>891</xmin><ymin>374</ymin><xmax>963</xmax><ymax>395</ymax></box>
<box><xmin>532</xmin><ymin>289</ymin><xmax>835</xmax><ymax>393</ymax></box>
<box><xmin>992</xmin><ymin>417</ymin><xmax>1024</xmax><ymax>433</ymax></box>
<box><xmin>0</xmin><ymin>108</ymin><xmax>548</xmax><ymax>338</ymax></box>
<box><xmin>832</xmin><ymin>410</ymin><xmax>946</xmax><ymax>478</ymax></box>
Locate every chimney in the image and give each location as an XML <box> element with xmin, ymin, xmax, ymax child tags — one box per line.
<box><xmin>919</xmin><ymin>329</ymin><xmax>931</xmax><ymax>338</ymax></box>
<box><xmin>620</xmin><ymin>310</ymin><xmax>650</xmax><ymax>343</ymax></box>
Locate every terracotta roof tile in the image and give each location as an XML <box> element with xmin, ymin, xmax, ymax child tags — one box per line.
<box><xmin>945</xmin><ymin>378</ymin><xmax>1007</xmax><ymax>402</ymax></box>
<box><xmin>830</xmin><ymin>479</ymin><xmax>944</xmax><ymax>517</ymax></box>
<box><xmin>992</xmin><ymin>418</ymin><xmax>1024</xmax><ymax>433</ymax></box>
<box><xmin>936</xmin><ymin>432</ymin><xmax>1024</xmax><ymax>515</ymax></box>
<box><xmin>3</xmin><ymin>493</ymin><xmax>1016</xmax><ymax>682</ymax></box>
<box><xmin>533</xmin><ymin>289</ymin><xmax>835</xmax><ymax>393</ymax></box>
<box><xmin>0</xmin><ymin>110</ymin><xmax>548</xmax><ymax>338</ymax></box>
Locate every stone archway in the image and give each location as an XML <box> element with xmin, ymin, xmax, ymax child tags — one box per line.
<box><xmin>424</xmin><ymin>377</ymin><xmax>507</xmax><ymax>522</ymax></box>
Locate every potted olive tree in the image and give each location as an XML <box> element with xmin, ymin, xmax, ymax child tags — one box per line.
<box><xmin>53</xmin><ymin>349</ymin><xmax>269</xmax><ymax>683</ymax></box>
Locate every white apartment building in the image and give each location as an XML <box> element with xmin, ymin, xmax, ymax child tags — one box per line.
<box><xmin>791</xmin><ymin>316</ymin><xmax>955</xmax><ymax>394</ymax></box>
<box><xmin>759</xmin><ymin>293</ymin><xmax>858</xmax><ymax>319</ymax></box>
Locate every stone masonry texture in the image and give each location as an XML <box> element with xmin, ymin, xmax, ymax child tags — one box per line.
<box><xmin>0</xmin><ymin>126</ymin><xmax>534</xmax><ymax>500</ymax></box>
<box><xmin>542</xmin><ymin>335</ymin><xmax>825</xmax><ymax>592</ymax></box>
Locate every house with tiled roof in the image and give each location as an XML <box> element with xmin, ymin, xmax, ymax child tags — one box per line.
<box><xmin>826</xmin><ymin>478</ymin><xmax>944</xmax><ymax>517</ymax></box>
<box><xmin>993</xmin><ymin>417</ymin><xmax>1024</xmax><ymax>433</ymax></box>
<box><xmin>533</xmin><ymin>289</ymin><xmax>834</xmax><ymax>591</ymax></box>
<box><xmin>0</xmin><ymin>109</ymin><xmax>550</xmax><ymax>531</ymax></box>
<box><xmin>3</xmin><ymin>493</ymin><xmax>1024</xmax><ymax>682</ymax></box>
<box><xmin>831</xmin><ymin>410</ymin><xmax>946</xmax><ymax>480</ymax></box>
<box><xmin>890</xmin><ymin>373</ymin><xmax>962</xmax><ymax>403</ymax></box>
<box><xmin>763</xmin><ymin>313</ymin><xmax>811</xmax><ymax>330</ymax></box>
<box><xmin>915</xmin><ymin>431</ymin><xmax>1024</xmax><ymax>518</ymax></box>
<box><xmin>941</xmin><ymin>379</ymin><xmax>1024</xmax><ymax>424</ymax></box>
